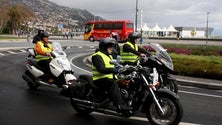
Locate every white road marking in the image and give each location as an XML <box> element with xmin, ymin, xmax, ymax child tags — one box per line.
<box><xmin>92</xmin><ymin>112</ymin><xmax>203</xmax><ymax>125</ymax></box>
<box><xmin>7</xmin><ymin>51</ymin><xmax>16</xmax><ymax>54</ymax></box>
<box><xmin>0</xmin><ymin>53</ymin><xmax>5</xmax><ymax>56</ymax></box>
<box><xmin>70</xmin><ymin>52</ymin><xmax>92</xmax><ymax>74</ymax></box>
<box><xmin>179</xmin><ymin>90</ymin><xmax>222</xmax><ymax>98</ymax></box>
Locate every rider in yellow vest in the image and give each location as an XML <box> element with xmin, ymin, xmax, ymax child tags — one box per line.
<box><xmin>92</xmin><ymin>37</ymin><xmax>130</xmax><ymax>112</ymax></box>
<box><xmin>34</xmin><ymin>32</ymin><xmax>54</xmax><ymax>76</ymax></box>
<box><xmin>120</xmin><ymin>32</ymin><xmax>147</xmax><ymax>65</ymax></box>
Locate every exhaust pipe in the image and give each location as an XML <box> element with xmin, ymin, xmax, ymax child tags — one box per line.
<box><xmin>22</xmin><ymin>73</ymin><xmax>57</xmax><ymax>88</ymax></box>
<box><xmin>75</xmin><ymin>103</ymin><xmax>123</xmax><ymax>116</ymax></box>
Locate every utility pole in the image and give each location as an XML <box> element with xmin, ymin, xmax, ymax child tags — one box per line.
<box><xmin>206</xmin><ymin>12</ymin><xmax>210</xmax><ymax>45</ymax></box>
<box><xmin>135</xmin><ymin>0</ymin><xmax>138</xmax><ymax>32</ymax></box>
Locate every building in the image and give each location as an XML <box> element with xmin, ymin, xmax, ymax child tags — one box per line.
<box><xmin>175</xmin><ymin>27</ymin><xmax>214</xmax><ymax>38</ymax></box>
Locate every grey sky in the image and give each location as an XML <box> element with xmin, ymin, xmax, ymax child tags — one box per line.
<box><xmin>48</xmin><ymin>0</ymin><xmax>222</xmax><ymax>35</ymax></box>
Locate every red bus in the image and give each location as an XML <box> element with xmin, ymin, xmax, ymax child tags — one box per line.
<box><xmin>84</xmin><ymin>20</ymin><xmax>134</xmax><ymax>42</ymax></box>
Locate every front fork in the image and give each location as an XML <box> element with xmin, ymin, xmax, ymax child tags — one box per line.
<box><xmin>141</xmin><ymin>73</ymin><xmax>165</xmax><ymax>114</ymax></box>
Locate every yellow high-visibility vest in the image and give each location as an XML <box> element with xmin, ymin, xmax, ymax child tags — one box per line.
<box><xmin>120</xmin><ymin>41</ymin><xmax>138</xmax><ymax>63</ymax></box>
<box><xmin>92</xmin><ymin>51</ymin><xmax>116</xmax><ymax>80</ymax></box>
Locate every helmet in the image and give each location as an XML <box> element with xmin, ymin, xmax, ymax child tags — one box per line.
<box><xmin>99</xmin><ymin>37</ymin><xmax>116</xmax><ymax>52</ymax></box>
<box><xmin>37</xmin><ymin>29</ymin><xmax>44</xmax><ymax>36</ymax></box>
<box><xmin>128</xmin><ymin>32</ymin><xmax>141</xmax><ymax>41</ymax></box>
<box><xmin>40</xmin><ymin>31</ymin><xmax>49</xmax><ymax>40</ymax></box>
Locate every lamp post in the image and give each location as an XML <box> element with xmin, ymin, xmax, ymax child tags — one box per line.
<box><xmin>135</xmin><ymin>0</ymin><xmax>138</xmax><ymax>32</ymax></box>
<box><xmin>206</xmin><ymin>12</ymin><xmax>210</xmax><ymax>45</ymax></box>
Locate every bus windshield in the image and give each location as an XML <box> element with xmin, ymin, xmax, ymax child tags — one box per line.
<box><xmin>84</xmin><ymin>24</ymin><xmax>92</xmax><ymax>33</ymax></box>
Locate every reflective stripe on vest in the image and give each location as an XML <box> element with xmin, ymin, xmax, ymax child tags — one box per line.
<box><xmin>92</xmin><ymin>51</ymin><xmax>116</xmax><ymax>81</ymax></box>
<box><xmin>120</xmin><ymin>41</ymin><xmax>138</xmax><ymax>63</ymax></box>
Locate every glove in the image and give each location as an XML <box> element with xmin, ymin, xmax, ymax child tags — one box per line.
<box><xmin>113</xmin><ymin>65</ymin><xmax>123</xmax><ymax>74</ymax></box>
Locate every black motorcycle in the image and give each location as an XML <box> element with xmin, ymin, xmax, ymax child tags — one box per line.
<box><xmin>141</xmin><ymin>43</ymin><xmax>178</xmax><ymax>93</ymax></box>
<box><xmin>68</xmin><ymin>59</ymin><xmax>183</xmax><ymax>125</ymax></box>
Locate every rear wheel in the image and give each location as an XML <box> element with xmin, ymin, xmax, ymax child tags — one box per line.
<box><xmin>164</xmin><ymin>80</ymin><xmax>178</xmax><ymax>93</ymax></box>
<box><xmin>146</xmin><ymin>94</ymin><xmax>183</xmax><ymax>125</ymax></box>
<box><xmin>25</xmin><ymin>71</ymin><xmax>39</xmax><ymax>90</ymax></box>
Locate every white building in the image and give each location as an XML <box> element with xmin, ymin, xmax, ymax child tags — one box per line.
<box><xmin>175</xmin><ymin>27</ymin><xmax>214</xmax><ymax>38</ymax></box>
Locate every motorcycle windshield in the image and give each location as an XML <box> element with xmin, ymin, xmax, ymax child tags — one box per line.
<box><xmin>149</xmin><ymin>43</ymin><xmax>173</xmax><ymax>71</ymax></box>
<box><xmin>52</xmin><ymin>42</ymin><xmax>66</xmax><ymax>56</ymax></box>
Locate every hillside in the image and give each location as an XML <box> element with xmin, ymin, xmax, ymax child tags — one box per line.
<box><xmin>8</xmin><ymin>0</ymin><xmax>102</xmax><ymax>29</ymax></box>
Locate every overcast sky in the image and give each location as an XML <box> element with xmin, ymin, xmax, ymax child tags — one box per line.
<box><xmin>48</xmin><ymin>0</ymin><xmax>222</xmax><ymax>35</ymax></box>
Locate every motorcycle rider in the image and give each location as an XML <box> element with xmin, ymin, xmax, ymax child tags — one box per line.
<box><xmin>32</xmin><ymin>29</ymin><xmax>44</xmax><ymax>44</ymax></box>
<box><xmin>91</xmin><ymin>37</ymin><xmax>130</xmax><ymax>112</ymax></box>
<box><xmin>120</xmin><ymin>32</ymin><xmax>148</xmax><ymax>65</ymax></box>
<box><xmin>34</xmin><ymin>31</ymin><xmax>54</xmax><ymax>81</ymax></box>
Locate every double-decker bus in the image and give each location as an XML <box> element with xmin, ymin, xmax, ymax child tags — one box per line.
<box><xmin>84</xmin><ymin>20</ymin><xmax>134</xmax><ymax>42</ymax></box>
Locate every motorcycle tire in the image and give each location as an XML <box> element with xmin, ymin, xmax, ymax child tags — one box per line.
<box><xmin>25</xmin><ymin>71</ymin><xmax>39</xmax><ymax>90</ymax></box>
<box><xmin>146</xmin><ymin>94</ymin><xmax>183</xmax><ymax>125</ymax></box>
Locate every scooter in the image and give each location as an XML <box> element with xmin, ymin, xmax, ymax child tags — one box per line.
<box><xmin>22</xmin><ymin>42</ymin><xmax>76</xmax><ymax>92</ymax></box>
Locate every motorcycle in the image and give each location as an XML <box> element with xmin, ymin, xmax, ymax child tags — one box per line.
<box><xmin>68</xmin><ymin>58</ymin><xmax>183</xmax><ymax>125</ymax></box>
<box><xmin>141</xmin><ymin>43</ymin><xmax>178</xmax><ymax>93</ymax></box>
<box><xmin>22</xmin><ymin>42</ymin><xmax>76</xmax><ymax>91</ymax></box>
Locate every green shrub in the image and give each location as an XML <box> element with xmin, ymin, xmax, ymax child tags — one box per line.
<box><xmin>171</xmin><ymin>54</ymin><xmax>222</xmax><ymax>80</ymax></box>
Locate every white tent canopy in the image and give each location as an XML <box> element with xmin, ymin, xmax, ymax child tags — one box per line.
<box><xmin>141</xmin><ymin>24</ymin><xmax>150</xmax><ymax>31</ymax></box>
<box><xmin>167</xmin><ymin>24</ymin><xmax>178</xmax><ymax>32</ymax></box>
<box><xmin>151</xmin><ymin>24</ymin><xmax>162</xmax><ymax>31</ymax></box>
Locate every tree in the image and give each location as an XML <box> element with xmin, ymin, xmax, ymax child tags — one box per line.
<box><xmin>0</xmin><ymin>0</ymin><xmax>10</xmax><ymax>33</ymax></box>
<box><xmin>7</xmin><ymin>4</ymin><xmax>36</xmax><ymax>34</ymax></box>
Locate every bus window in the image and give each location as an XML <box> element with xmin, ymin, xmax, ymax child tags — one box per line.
<box><xmin>126</xmin><ymin>23</ymin><xmax>134</xmax><ymax>28</ymax></box>
<box><xmin>94</xmin><ymin>24</ymin><xmax>103</xmax><ymax>29</ymax></box>
<box><xmin>104</xmin><ymin>23</ymin><xmax>113</xmax><ymax>29</ymax></box>
<box><xmin>85</xmin><ymin>24</ymin><xmax>92</xmax><ymax>33</ymax></box>
<box><xmin>113</xmin><ymin>23</ymin><xmax>123</xmax><ymax>29</ymax></box>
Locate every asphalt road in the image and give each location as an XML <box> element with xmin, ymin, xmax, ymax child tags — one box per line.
<box><xmin>0</xmin><ymin>47</ymin><xmax>222</xmax><ymax>125</ymax></box>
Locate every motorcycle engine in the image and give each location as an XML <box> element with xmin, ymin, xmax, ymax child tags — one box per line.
<box><xmin>121</xmin><ymin>89</ymin><xmax>129</xmax><ymax>100</ymax></box>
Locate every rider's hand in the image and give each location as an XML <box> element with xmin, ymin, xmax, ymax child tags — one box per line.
<box><xmin>45</xmin><ymin>52</ymin><xmax>51</xmax><ymax>57</ymax></box>
<box><xmin>140</xmin><ymin>53</ymin><xmax>146</xmax><ymax>57</ymax></box>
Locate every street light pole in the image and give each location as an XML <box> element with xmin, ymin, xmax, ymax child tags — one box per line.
<box><xmin>206</xmin><ymin>12</ymin><xmax>210</xmax><ymax>45</ymax></box>
<box><xmin>135</xmin><ymin>0</ymin><xmax>138</xmax><ymax>32</ymax></box>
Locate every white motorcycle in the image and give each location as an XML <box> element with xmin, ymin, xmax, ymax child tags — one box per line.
<box><xmin>22</xmin><ymin>42</ymin><xmax>76</xmax><ymax>94</ymax></box>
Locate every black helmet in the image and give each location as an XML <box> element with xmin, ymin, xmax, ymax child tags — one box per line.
<box><xmin>128</xmin><ymin>32</ymin><xmax>141</xmax><ymax>41</ymax></box>
<box><xmin>37</xmin><ymin>29</ymin><xmax>44</xmax><ymax>36</ymax></box>
<box><xmin>99</xmin><ymin>37</ymin><xmax>116</xmax><ymax>52</ymax></box>
<box><xmin>40</xmin><ymin>31</ymin><xmax>49</xmax><ymax>40</ymax></box>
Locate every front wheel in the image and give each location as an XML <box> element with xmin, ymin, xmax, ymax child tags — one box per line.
<box><xmin>146</xmin><ymin>94</ymin><xmax>183</xmax><ymax>125</ymax></box>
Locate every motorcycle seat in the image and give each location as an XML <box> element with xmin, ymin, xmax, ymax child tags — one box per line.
<box><xmin>27</xmin><ymin>58</ymin><xmax>47</xmax><ymax>73</ymax></box>
<box><xmin>79</xmin><ymin>75</ymin><xmax>99</xmax><ymax>89</ymax></box>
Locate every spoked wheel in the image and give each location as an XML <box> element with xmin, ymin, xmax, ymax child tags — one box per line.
<box><xmin>146</xmin><ymin>95</ymin><xmax>183</xmax><ymax>125</ymax></box>
<box><xmin>164</xmin><ymin>80</ymin><xmax>178</xmax><ymax>94</ymax></box>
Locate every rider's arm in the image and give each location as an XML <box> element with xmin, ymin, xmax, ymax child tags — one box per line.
<box><xmin>92</xmin><ymin>55</ymin><xmax>115</xmax><ymax>74</ymax></box>
<box><xmin>35</xmin><ymin>42</ymin><xmax>52</xmax><ymax>56</ymax></box>
<box><xmin>123</xmin><ymin>44</ymin><xmax>140</xmax><ymax>56</ymax></box>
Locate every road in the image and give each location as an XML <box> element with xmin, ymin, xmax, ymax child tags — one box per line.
<box><xmin>0</xmin><ymin>45</ymin><xmax>222</xmax><ymax>125</ymax></box>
